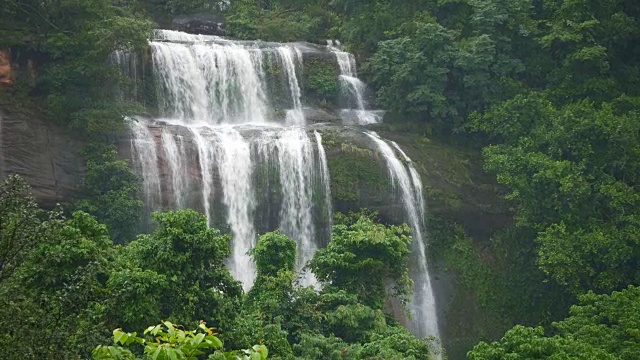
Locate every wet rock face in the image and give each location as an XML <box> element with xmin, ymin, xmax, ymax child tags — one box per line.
<box><xmin>302</xmin><ymin>108</ymin><xmax>342</xmax><ymax>124</ymax></box>
<box><xmin>171</xmin><ymin>13</ymin><xmax>226</xmax><ymax>36</ymax></box>
<box><xmin>0</xmin><ymin>107</ymin><xmax>85</xmax><ymax>208</ymax></box>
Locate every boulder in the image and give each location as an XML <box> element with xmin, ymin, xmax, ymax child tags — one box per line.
<box><xmin>171</xmin><ymin>13</ymin><xmax>226</xmax><ymax>36</ymax></box>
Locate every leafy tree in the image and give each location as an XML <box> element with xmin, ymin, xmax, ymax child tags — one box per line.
<box><xmin>361</xmin><ymin>326</ymin><xmax>435</xmax><ymax>360</ymax></box>
<box><xmin>251</xmin><ymin>231</ymin><xmax>297</xmax><ymax>278</ymax></box>
<box><xmin>474</xmin><ymin>95</ymin><xmax>640</xmax><ymax>293</ymax></box>
<box><xmin>0</xmin><ymin>175</ymin><xmax>62</xmax><ymax>283</ymax></box>
<box><xmin>226</xmin><ymin>0</ymin><xmax>332</xmax><ymax>42</ymax></box>
<box><xmin>310</xmin><ymin>212</ymin><xmax>413</xmax><ymax>310</ymax></box>
<box><xmin>76</xmin><ymin>144</ymin><xmax>143</xmax><ymax>243</ymax></box>
<box><xmin>365</xmin><ymin>4</ymin><xmax>529</xmax><ymax>131</ymax></box>
<box><xmin>293</xmin><ymin>333</ymin><xmax>360</xmax><ymax>360</ymax></box>
<box><xmin>111</xmin><ymin>210</ymin><xmax>243</xmax><ymax>331</ymax></box>
<box><xmin>366</xmin><ymin>19</ymin><xmax>457</xmax><ymax>123</ymax></box>
<box><xmin>0</xmin><ymin>209</ymin><xmax>117</xmax><ymax>358</ymax></box>
<box><xmin>237</xmin><ymin>231</ymin><xmax>303</xmax><ymax>359</ymax></box>
<box><xmin>539</xmin><ymin>0</ymin><xmax>640</xmax><ymax>104</ymax></box>
<box><xmin>468</xmin><ymin>285</ymin><xmax>640</xmax><ymax>359</ymax></box>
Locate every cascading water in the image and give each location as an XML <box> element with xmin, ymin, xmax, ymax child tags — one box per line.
<box><xmin>365</xmin><ymin>131</ymin><xmax>441</xmax><ymax>349</ymax></box>
<box><xmin>129</xmin><ymin>119</ymin><xmax>161</xmax><ymax>212</ymax></box>
<box><xmin>152</xmin><ymin>37</ymin><xmax>270</xmax><ymax>123</ymax></box>
<box><xmin>161</xmin><ymin>130</ymin><xmax>189</xmax><ymax>209</ymax></box>
<box><xmin>211</xmin><ymin>127</ymin><xmax>257</xmax><ymax>287</ymax></box>
<box><xmin>314</xmin><ymin>130</ymin><xmax>333</xmax><ymax>233</ymax></box>
<box><xmin>327</xmin><ymin>42</ymin><xmax>383</xmax><ymax>125</ymax></box>
<box><xmin>124</xmin><ymin>29</ymin><xmax>440</xmax><ymax>345</ymax></box>
<box><xmin>276</xmin><ymin>128</ymin><xmax>317</xmax><ymax>284</ymax></box>
<box><xmin>129</xmin><ymin>30</ymin><xmax>334</xmax><ymax>290</ymax></box>
<box><xmin>277</xmin><ymin>47</ymin><xmax>305</xmax><ymax>126</ymax></box>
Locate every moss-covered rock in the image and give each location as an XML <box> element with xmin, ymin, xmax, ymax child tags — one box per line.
<box><xmin>301</xmin><ymin>56</ymin><xmax>340</xmax><ymax>109</ymax></box>
<box><xmin>321</xmin><ymin>129</ymin><xmax>396</xmax><ymax>220</ymax></box>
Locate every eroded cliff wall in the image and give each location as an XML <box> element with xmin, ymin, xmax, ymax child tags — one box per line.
<box><xmin>0</xmin><ymin>99</ymin><xmax>85</xmax><ymax>207</ymax></box>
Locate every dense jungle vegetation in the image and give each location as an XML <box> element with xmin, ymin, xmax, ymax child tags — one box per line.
<box><xmin>1</xmin><ymin>0</ymin><xmax>640</xmax><ymax>359</ymax></box>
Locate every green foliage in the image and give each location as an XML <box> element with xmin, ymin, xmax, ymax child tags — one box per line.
<box><xmin>1</xmin><ymin>0</ymin><xmax>150</xmax><ymax>244</ymax></box>
<box><xmin>365</xmin><ymin>9</ymin><xmax>525</xmax><ymax>131</ymax></box>
<box><xmin>0</xmin><ymin>175</ymin><xmax>62</xmax><ymax>283</ymax></box>
<box><xmin>468</xmin><ymin>285</ymin><xmax>640</xmax><ymax>359</ymax></box>
<box><xmin>302</xmin><ymin>59</ymin><xmax>340</xmax><ymax>107</ymax></box>
<box><xmin>94</xmin><ymin>321</ymin><xmax>269</xmax><ymax>360</ymax></box>
<box><xmin>226</xmin><ymin>0</ymin><xmax>331</xmax><ymax>42</ymax></box>
<box><xmin>0</xmin><ymin>0</ymin><xmax>152</xmax><ymax>125</ymax></box>
<box><xmin>251</xmin><ymin>231</ymin><xmax>296</xmax><ymax>277</ymax></box>
<box><xmin>325</xmin><ymin>303</ymin><xmax>386</xmax><ymax>343</ymax></box>
<box><xmin>366</xmin><ymin>20</ymin><xmax>457</xmax><ymax>122</ymax></box>
<box><xmin>0</xmin><ymin>181</ymin><xmax>434</xmax><ymax>359</ymax></box>
<box><xmin>459</xmin><ymin>0</ymin><xmax>640</xmax><ymax>301</ymax></box>
<box><xmin>326</xmin><ymin>141</ymin><xmax>389</xmax><ymax>203</ymax></box>
<box><xmin>0</xmin><ymin>195</ymin><xmax>117</xmax><ymax>358</ymax></box>
<box><xmin>361</xmin><ymin>326</ymin><xmax>436</xmax><ymax>360</ymax></box>
<box><xmin>113</xmin><ymin>210</ymin><xmax>243</xmax><ymax>330</ymax></box>
<box><xmin>310</xmin><ymin>211</ymin><xmax>413</xmax><ymax>309</ymax></box>
<box><xmin>293</xmin><ymin>333</ymin><xmax>362</xmax><ymax>360</ymax></box>
<box><xmin>475</xmin><ymin>95</ymin><xmax>640</xmax><ymax>293</ymax></box>
<box><xmin>76</xmin><ymin>144</ymin><xmax>143</xmax><ymax>243</ymax></box>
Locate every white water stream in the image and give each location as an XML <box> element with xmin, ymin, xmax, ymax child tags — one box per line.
<box><xmin>327</xmin><ymin>42</ymin><xmax>382</xmax><ymax>125</ymax></box>
<box><xmin>366</xmin><ymin>131</ymin><xmax>441</xmax><ymax>348</ymax></box>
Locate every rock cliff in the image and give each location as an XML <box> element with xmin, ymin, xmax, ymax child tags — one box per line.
<box><xmin>0</xmin><ymin>99</ymin><xmax>85</xmax><ymax>207</ymax></box>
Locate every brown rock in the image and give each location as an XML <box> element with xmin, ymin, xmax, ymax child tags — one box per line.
<box><xmin>0</xmin><ymin>107</ymin><xmax>85</xmax><ymax>208</ymax></box>
<box><xmin>0</xmin><ymin>49</ymin><xmax>13</xmax><ymax>85</ymax></box>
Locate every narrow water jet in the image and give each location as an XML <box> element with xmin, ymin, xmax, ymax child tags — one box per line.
<box><xmin>189</xmin><ymin>127</ymin><xmax>215</xmax><ymax>226</ymax></box>
<box><xmin>276</xmin><ymin>46</ymin><xmax>305</xmax><ymax>126</ymax></box>
<box><xmin>365</xmin><ymin>131</ymin><xmax>441</xmax><ymax>350</ymax></box>
<box><xmin>129</xmin><ymin>119</ymin><xmax>161</xmax><ymax>212</ymax></box>
<box><xmin>314</xmin><ymin>130</ymin><xmax>333</xmax><ymax>235</ymax></box>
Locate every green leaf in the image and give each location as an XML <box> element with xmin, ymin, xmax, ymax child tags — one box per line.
<box><xmin>192</xmin><ymin>332</ymin><xmax>205</xmax><ymax>346</ymax></box>
<box><xmin>259</xmin><ymin>344</ymin><xmax>268</xmax><ymax>359</ymax></box>
<box><xmin>168</xmin><ymin>348</ymin><xmax>178</xmax><ymax>360</ymax></box>
<box><xmin>152</xmin><ymin>345</ymin><xmax>162</xmax><ymax>360</ymax></box>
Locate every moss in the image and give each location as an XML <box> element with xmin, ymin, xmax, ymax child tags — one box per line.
<box><xmin>302</xmin><ymin>58</ymin><xmax>340</xmax><ymax>108</ymax></box>
<box><xmin>319</xmin><ymin>129</ymin><xmax>340</xmax><ymax>149</ymax></box>
<box><xmin>427</xmin><ymin>213</ymin><xmax>575</xmax><ymax>358</ymax></box>
<box><xmin>326</xmin><ymin>139</ymin><xmax>389</xmax><ymax>203</ymax></box>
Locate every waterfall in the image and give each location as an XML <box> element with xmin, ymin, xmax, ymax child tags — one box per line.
<box><xmin>161</xmin><ymin>129</ymin><xmax>189</xmax><ymax>209</ymax></box>
<box><xmin>189</xmin><ymin>127</ymin><xmax>215</xmax><ymax>226</ymax></box>
<box><xmin>274</xmin><ymin>128</ymin><xmax>316</xmax><ymax>284</ymax></box>
<box><xmin>327</xmin><ymin>42</ymin><xmax>382</xmax><ymax>125</ymax></box>
<box><xmin>129</xmin><ymin>119</ymin><xmax>161</xmax><ymax>212</ymax></box>
<box><xmin>277</xmin><ymin>47</ymin><xmax>305</xmax><ymax>126</ymax></box>
<box><xmin>314</xmin><ymin>130</ymin><xmax>333</xmax><ymax>234</ymax></box>
<box><xmin>365</xmin><ymin>131</ymin><xmax>441</xmax><ymax>349</ymax></box>
<box><xmin>212</xmin><ymin>127</ymin><xmax>257</xmax><ymax>289</ymax></box>
<box><xmin>126</xmin><ymin>30</ymin><xmax>440</xmax><ymax>346</ymax></box>
<box><xmin>151</xmin><ymin>38</ymin><xmax>270</xmax><ymax>123</ymax></box>
<box><xmin>109</xmin><ymin>49</ymin><xmax>139</xmax><ymax>100</ymax></box>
